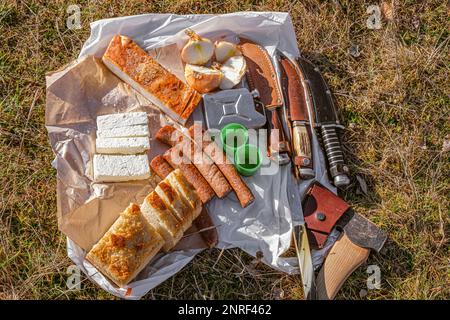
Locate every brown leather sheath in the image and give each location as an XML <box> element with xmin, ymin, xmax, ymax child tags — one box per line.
<box><xmin>303</xmin><ymin>183</ymin><xmax>349</xmax><ymax>249</ymax></box>
<box><xmin>279</xmin><ymin>57</ymin><xmax>309</xmax><ymax>122</ymax></box>
<box><xmin>239</xmin><ymin>39</ymin><xmax>289</xmax><ymax>157</ymax></box>
<box><xmin>239</xmin><ymin>39</ymin><xmax>283</xmax><ymax>108</ymax></box>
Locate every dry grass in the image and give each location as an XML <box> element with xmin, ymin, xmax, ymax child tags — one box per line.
<box><xmin>0</xmin><ymin>0</ymin><xmax>448</xmax><ymax>300</ymax></box>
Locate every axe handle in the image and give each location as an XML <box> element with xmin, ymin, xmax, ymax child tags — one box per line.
<box><xmin>316</xmin><ymin>233</ymin><xmax>370</xmax><ymax>300</ymax></box>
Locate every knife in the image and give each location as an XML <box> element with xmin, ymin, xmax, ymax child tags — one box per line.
<box><xmin>239</xmin><ymin>39</ymin><xmax>290</xmax><ymax>165</ymax></box>
<box><xmin>279</xmin><ymin>53</ymin><xmax>315</xmax><ymax>180</ymax></box>
<box><xmin>297</xmin><ymin>57</ymin><xmax>350</xmax><ymax>187</ymax></box>
<box><xmin>293</xmin><ymin>223</ymin><xmax>317</xmax><ymax>299</ymax></box>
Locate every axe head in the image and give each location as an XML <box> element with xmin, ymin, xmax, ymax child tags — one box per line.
<box><xmin>336</xmin><ymin>209</ymin><xmax>387</xmax><ymax>253</ymax></box>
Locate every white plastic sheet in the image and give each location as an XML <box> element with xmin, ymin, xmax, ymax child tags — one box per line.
<box><xmin>65</xmin><ymin>12</ymin><xmax>336</xmax><ymax>299</ymax></box>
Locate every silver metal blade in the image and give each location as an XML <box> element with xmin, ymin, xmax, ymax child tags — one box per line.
<box><xmin>293</xmin><ymin>223</ymin><xmax>317</xmax><ymax>299</ymax></box>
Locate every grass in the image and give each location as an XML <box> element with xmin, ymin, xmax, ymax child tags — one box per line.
<box><xmin>0</xmin><ymin>0</ymin><xmax>448</xmax><ymax>300</ymax></box>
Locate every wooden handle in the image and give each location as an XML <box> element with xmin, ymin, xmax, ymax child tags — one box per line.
<box><xmin>316</xmin><ymin>233</ymin><xmax>370</xmax><ymax>300</ymax></box>
<box><xmin>292</xmin><ymin>124</ymin><xmax>312</xmax><ymax>168</ymax></box>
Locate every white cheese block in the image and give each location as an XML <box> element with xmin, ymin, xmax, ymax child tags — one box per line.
<box><xmin>96</xmin><ymin>137</ymin><xmax>150</xmax><ymax>154</ymax></box>
<box><xmin>97</xmin><ymin>124</ymin><xmax>149</xmax><ymax>138</ymax></box>
<box><xmin>96</xmin><ymin>112</ymin><xmax>148</xmax><ymax>131</ymax></box>
<box><xmin>93</xmin><ymin>154</ymin><xmax>150</xmax><ymax>182</ymax></box>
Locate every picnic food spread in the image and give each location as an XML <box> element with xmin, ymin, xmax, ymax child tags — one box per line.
<box><xmin>45</xmin><ymin>12</ymin><xmax>387</xmax><ymax>300</ymax></box>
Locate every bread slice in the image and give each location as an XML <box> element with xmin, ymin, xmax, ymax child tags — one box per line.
<box><xmin>102</xmin><ymin>35</ymin><xmax>201</xmax><ymax>125</ymax></box>
<box><xmin>155</xmin><ymin>180</ymin><xmax>192</xmax><ymax>231</ymax></box>
<box><xmin>96</xmin><ymin>137</ymin><xmax>150</xmax><ymax>154</ymax></box>
<box><xmin>85</xmin><ymin>203</ymin><xmax>164</xmax><ymax>287</ymax></box>
<box><xmin>163</xmin><ymin>148</ymin><xmax>215</xmax><ymax>204</ymax></box>
<box><xmin>141</xmin><ymin>191</ymin><xmax>183</xmax><ymax>251</ymax></box>
<box><xmin>165</xmin><ymin>169</ymin><xmax>202</xmax><ymax>221</ymax></box>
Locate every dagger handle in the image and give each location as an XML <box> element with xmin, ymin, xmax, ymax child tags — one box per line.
<box><xmin>292</xmin><ymin>122</ymin><xmax>315</xmax><ymax>179</ymax></box>
<box><xmin>320</xmin><ymin>125</ymin><xmax>350</xmax><ymax>187</ymax></box>
<box><xmin>267</xmin><ymin>108</ymin><xmax>290</xmax><ymax>164</ymax></box>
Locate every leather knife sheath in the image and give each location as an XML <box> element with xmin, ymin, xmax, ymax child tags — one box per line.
<box><xmin>279</xmin><ymin>57</ymin><xmax>309</xmax><ymax>121</ymax></box>
<box><xmin>279</xmin><ymin>55</ymin><xmax>313</xmax><ymax>170</ymax></box>
<box><xmin>239</xmin><ymin>39</ymin><xmax>289</xmax><ymax>158</ymax></box>
<box><xmin>239</xmin><ymin>39</ymin><xmax>283</xmax><ymax>108</ymax></box>
<box><xmin>302</xmin><ymin>183</ymin><xmax>349</xmax><ymax>249</ymax></box>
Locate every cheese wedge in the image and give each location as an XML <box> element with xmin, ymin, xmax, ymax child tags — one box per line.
<box><xmin>85</xmin><ymin>203</ymin><xmax>164</xmax><ymax>287</ymax></box>
<box><xmin>96</xmin><ymin>137</ymin><xmax>150</xmax><ymax>154</ymax></box>
<box><xmin>97</xmin><ymin>112</ymin><xmax>148</xmax><ymax>131</ymax></box>
<box><xmin>141</xmin><ymin>191</ymin><xmax>184</xmax><ymax>251</ymax></box>
<box><xmin>93</xmin><ymin>154</ymin><xmax>150</xmax><ymax>182</ymax></box>
<box><xmin>97</xmin><ymin>124</ymin><xmax>149</xmax><ymax>139</ymax></box>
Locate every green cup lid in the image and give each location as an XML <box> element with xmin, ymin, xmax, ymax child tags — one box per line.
<box><xmin>234</xmin><ymin>144</ymin><xmax>262</xmax><ymax>176</ymax></box>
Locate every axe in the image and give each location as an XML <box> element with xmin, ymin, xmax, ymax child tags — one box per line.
<box><xmin>302</xmin><ymin>183</ymin><xmax>387</xmax><ymax>300</ymax></box>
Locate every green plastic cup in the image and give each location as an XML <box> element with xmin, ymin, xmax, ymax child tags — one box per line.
<box><xmin>220</xmin><ymin>123</ymin><xmax>248</xmax><ymax>158</ymax></box>
<box><xmin>234</xmin><ymin>144</ymin><xmax>262</xmax><ymax>176</ymax></box>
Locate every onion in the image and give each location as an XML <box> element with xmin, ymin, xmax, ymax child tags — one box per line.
<box><xmin>185</xmin><ymin>64</ymin><xmax>223</xmax><ymax>93</ymax></box>
<box><xmin>214</xmin><ymin>40</ymin><xmax>241</xmax><ymax>63</ymax></box>
<box><xmin>219</xmin><ymin>56</ymin><xmax>247</xmax><ymax>90</ymax></box>
<box><xmin>181</xmin><ymin>29</ymin><xmax>214</xmax><ymax>65</ymax></box>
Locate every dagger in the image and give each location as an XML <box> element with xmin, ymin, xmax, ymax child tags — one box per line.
<box><xmin>279</xmin><ymin>53</ymin><xmax>315</xmax><ymax>180</ymax></box>
<box><xmin>297</xmin><ymin>58</ymin><xmax>350</xmax><ymax>187</ymax></box>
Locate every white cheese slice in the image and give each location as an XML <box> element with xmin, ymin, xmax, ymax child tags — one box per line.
<box><xmin>93</xmin><ymin>154</ymin><xmax>150</xmax><ymax>182</ymax></box>
<box><xmin>96</xmin><ymin>124</ymin><xmax>149</xmax><ymax>138</ymax></box>
<box><xmin>96</xmin><ymin>112</ymin><xmax>148</xmax><ymax>131</ymax></box>
<box><xmin>96</xmin><ymin>137</ymin><xmax>150</xmax><ymax>154</ymax></box>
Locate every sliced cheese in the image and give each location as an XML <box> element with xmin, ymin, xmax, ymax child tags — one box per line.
<box><xmin>97</xmin><ymin>124</ymin><xmax>149</xmax><ymax>139</ymax></box>
<box><xmin>96</xmin><ymin>137</ymin><xmax>150</xmax><ymax>154</ymax></box>
<box><xmin>96</xmin><ymin>112</ymin><xmax>148</xmax><ymax>131</ymax></box>
<box><xmin>93</xmin><ymin>154</ymin><xmax>150</xmax><ymax>182</ymax></box>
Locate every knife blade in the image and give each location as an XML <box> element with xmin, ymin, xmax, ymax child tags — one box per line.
<box><xmin>297</xmin><ymin>58</ymin><xmax>350</xmax><ymax>187</ymax></box>
<box><xmin>279</xmin><ymin>53</ymin><xmax>315</xmax><ymax>180</ymax></box>
<box><xmin>293</xmin><ymin>223</ymin><xmax>317</xmax><ymax>300</ymax></box>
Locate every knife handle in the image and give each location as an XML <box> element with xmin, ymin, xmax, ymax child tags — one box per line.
<box><xmin>267</xmin><ymin>108</ymin><xmax>290</xmax><ymax>164</ymax></box>
<box><xmin>316</xmin><ymin>233</ymin><xmax>370</xmax><ymax>300</ymax></box>
<box><xmin>320</xmin><ymin>125</ymin><xmax>350</xmax><ymax>187</ymax></box>
<box><xmin>292</xmin><ymin>122</ymin><xmax>315</xmax><ymax>179</ymax></box>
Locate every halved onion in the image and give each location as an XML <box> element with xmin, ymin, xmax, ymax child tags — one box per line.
<box><xmin>185</xmin><ymin>64</ymin><xmax>223</xmax><ymax>93</ymax></box>
<box><xmin>219</xmin><ymin>56</ymin><xmax>247</xmax><ymax>90</ymax></box>
<box><xmin>214</xmin><ymin>40</ymin><xmax>241</xmax><ymax>63</ymax></box>
<box><xmin>181</xmin><ymin>29</ymin><xmax>214</xmax><ymax>65</ymax></box>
